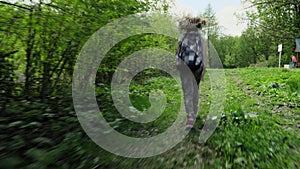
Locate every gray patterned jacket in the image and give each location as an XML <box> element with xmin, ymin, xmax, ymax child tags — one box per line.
<box><xmin>176</xmin><ymin>30</ymin><xmax>206</xmax><ymax>80</ymax></box>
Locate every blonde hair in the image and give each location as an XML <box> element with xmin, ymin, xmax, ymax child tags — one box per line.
<box><xmin>178</xmin><ymin>17</ymin><xmax>207</xmax><ymax>31</ymax></box>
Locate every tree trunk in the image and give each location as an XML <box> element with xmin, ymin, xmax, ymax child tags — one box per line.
<box><xmin>24</xmin><ymin>10</ymin><xmax>36</xmax><ymax>98</ymax></box>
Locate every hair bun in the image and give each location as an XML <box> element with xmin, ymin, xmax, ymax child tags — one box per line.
<box><xmin>201</xmin><ymin>20</ymin><xmax>207</xmax><ymax>26</ymax></box>
<box><xmin>178</xmin><ymin>17</ymin><xmax>207</xmax><ymax>31</ymax></box>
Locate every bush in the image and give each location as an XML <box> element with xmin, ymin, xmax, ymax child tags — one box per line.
<box><xmin>286</xmin><ymin>74</ymin><xmax>300</xmax><ymax>93</ymax></box>
<box><xmin>267</xmin><ymin>56</ymin><xmax>279</xmax><ymax>67</ymax></box>
<box><xmin>249</xmin><ymin>61</ymin><xmax>268</xmax><ymax>68</ymax></box>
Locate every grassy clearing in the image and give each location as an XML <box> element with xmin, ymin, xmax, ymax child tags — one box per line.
<box><xmin>1</xmin><ymin>68</ymin><xmax>300</xmax><ymax>168</ymax></box>
<box><xmin>95</xmin><ymin>68</ymin><xmax>300</xmax><ymax>168</ymax></box>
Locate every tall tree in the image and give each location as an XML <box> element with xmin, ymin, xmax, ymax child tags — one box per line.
<box><xmin>243</xmin><ymin>0</ymin><xmax>299</xmax><ymax>66</ymax></box>
<box><xmin>200</xmin><ymin>4</ymin><xmax>222</xmax><ymax>68</ymax></box>
<box><xmin>0</xmin><ymin>0</ymin><xmax>172</xmax><ymax>101</ymax></box>
<box><xmin>245</xmin><ymin>0</ymin><xmax>300</xmax><ymax>40</ymax></box>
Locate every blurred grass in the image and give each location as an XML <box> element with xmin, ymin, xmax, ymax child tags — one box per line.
<box><xmin>1</xmin><ymin>68</ymin><xmax>300</xmax><ymax>169</ymax></box>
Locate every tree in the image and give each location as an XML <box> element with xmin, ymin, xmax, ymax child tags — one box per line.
<box><xmin>244</xmin><ymin>0</ymin><xmax>300</xmax><ymax>64</ymax></box>
<box><xmin>245</xmin><ymin>0</ymin><xmax>300</xmax><ymax>40</ymax></box>
<box><xmin>0</xmin><ymin>0</ymin><xmax>172</xmax><ymax>102</ymax></box>
<box><xmin>200</xmin><ymin>4</ymin><xmax>223</xmax><ymax>68</ymax></box>
<box><xmin>217</xmin><ymin>36</ymin><xmax>239</xmax><ymax>68</ymax></box>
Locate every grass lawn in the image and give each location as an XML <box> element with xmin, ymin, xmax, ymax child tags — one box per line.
<box><xmin>1</xmin><ymin>68</ymin><xmax>300</xmax><ymax>168</ymax></box>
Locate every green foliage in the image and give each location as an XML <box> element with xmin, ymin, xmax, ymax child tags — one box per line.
<box><xmin>267</xmin><ymin>55</ymin><xmax>280</xmax><ymax>67</ymax></box>
<box><xmin>200</xmin><ymin>4</ymin><xmax>224</xmax><ymax>68</ymax></box>
<box><xmin>245</xmin><ymin>0</ymin><xmax>300</xmax><ymax>39</ymax></box>
<box><xmin>97</xmin><ymin>33</ymin><xmax>177</xmax><ymax>84</ymax></box>
<box><xmin>0</xmin><ymin>56</ymin><xmax>15</xmax><ymax>108</ymax></box>
<box><xmin>2</xmin><ymin>0</ymin><xmax>300</xmax><ymax>168</ymax></box>
<box><xmin>214</xmin><ymin>36</ymin><xmax>239</xmax><ymax>66</ymax></box>
<box><xmin>2</xmin><ymin>68</ymin><xmax>300</xmax><ymax>168</ymax></box>
<box><xmin>286</xmin><ymin>74</ymin><xmax>300</xmax><ymax>93</ymax></box>
<box><xmin>0</xmin><ymin>0</ymin><xmax>171</xmax><ymax>99</ymax></box>
<box><xmin>236</xmin><ymin>0</ymin><xmax>300</xmax><ymax>68</ymax></box>
<box><xmin>207</xmin><ymin>0</ymin><xmax>299</xmax><ymax>68</ymax></box>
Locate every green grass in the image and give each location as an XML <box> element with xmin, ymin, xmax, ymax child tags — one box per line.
<box><xmin>89</xmin><ymin>68</ymin><xmax>300</xmax><ymax>168</ymax></box>
<box><xmin>1</xmin><ymin>68</ymin><xmax>300</xmax><ymax>168</ymax></box>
